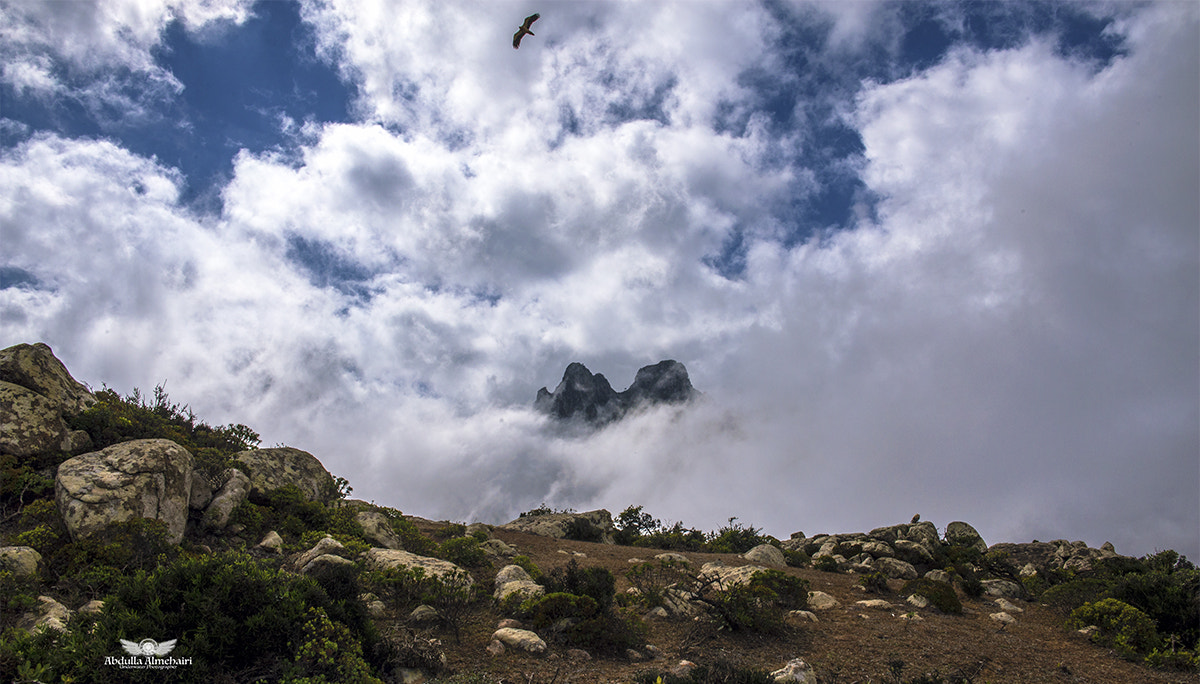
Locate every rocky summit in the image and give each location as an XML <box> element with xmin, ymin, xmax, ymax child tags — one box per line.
<box><xmin>534</xmin><ymin>360</ymin><xmax>699</xmax><ymax>426</ymax></box>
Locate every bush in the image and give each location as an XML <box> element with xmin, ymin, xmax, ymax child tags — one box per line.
<box><xmin>1110</xmin><ymin>563</ymin><xmax>1199</xmax><ymax>648</ymax></box>
<box><xmin>859</xmin><ymin>571</ymin><xmax>891</xmax><ymax>594</ymax></box>
<box><xmin>813</xmin><ymin>556</ymin><xmax>840</xmax><ymax>573</ymax></box>
<box><xmin>900</xmin><ymin>578</ymin><xmax>962</xmax><ymax>615</ymax></box>
<box><xmin>543</xmin><ymin>560</ymin><xmax>616</xmax><ymax>611</ymax></box>
<box><xmin>615</xmin><ymin>505</ymin><xmax>662</xmax><ymax>545</ymax></box>
<box><xmin>626</xmin><ymin>558</ymin><xmax>692</xmax><ymax>609</ymax></box>
<box><xmin>782</xmin><ymin>548</ymin><xmax>810</xmax><ymax>567</ymax></box>
<box><xmin>636</xmin><ymin>522</ymin><xmax>709</xmax><ymax>553</ymax></box>
<box><xmin>439</xmin><ymin>537</ymin><xmax>489</xmax><ymax>569</ymax></box>
<box><xmin>1040</xmin><ymin>577</ymin><xmax>1111</xmax><ymax>611</ymax></box>
<box><xmin>690</xmin><ymin>569</ymin><xmax>805</xmax><ymax>633</ymax></box>
<box><xmin>0</xmin><ymin>551</ymin><xmax>387</xmax><ymax>682</ymax></box>
<box><xmin>706</xmin><ymin>518</ymin><xmax>774</xmax><ymax>555</ymax></box>
<box><xmin>1067</xmin><ymin>598</ymin><xmax>1160</xmax><ymax>660</ymax></box>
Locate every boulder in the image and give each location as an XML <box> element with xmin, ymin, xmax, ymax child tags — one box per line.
<box><xmin>356</xmin><ymin>510</ymin><xmax>403</xmax><ymax>549</ymax></box>
<box><xmin>743</xmin><ymin>543</ymin><xmax>787</xmax><ymax>568</ymax></box>
<box><xmin>500</xmin><ymin>509</ymin><xmax>616</xmax><ymax>544</ymax></box>
<box><xmin>481</xmin><ymin>538</ymin><xmax>517</xmax><ymax>557</ymax></box>
<box><xmin>492</xmin><ymin>627</ymin><xmax>546</xmax><ymax>653</ymax></box>
<box><xmin>856</xmin><ymin>599</ymin><xmax>893</xmax><ymax>610</ymax></box>
<box><xmin>294</xmin><ymin>536</ymin><xmax>345</xmax><ymax>570</ymax></box>
<box><xmin>302</xmin><ymin>554</ymin><xmax>356</xmax><ymax>576</ymax></box>
<box><xmin>18</xmin><ymin>596</ymin><xmax>71</xmax><ymax>634</ymax></box>
<box><xmin>364</xmin><ymin>548</ymin><xmax>474</xmax><ymax>586</ymax></box>
<box><xmin>0</xmin><ymin>381</ymin><xmax>72</xmax><ymax>457</ymax></box>
<box><xmin>655</xmin><ymin>552</ymin><xmax>691</xmax><ymax>565</ymax></box>
<box><xmin>860</xmin><ymin>541</ymin><xmax>894</xmax><ymax>559</ymax></box>
<box><xmin>201</xmin><ymin>469</ymin><xmax>251</xmax><ymax>531</ymax></box>
<box><xmin>494</xmin><ymin>565</ymin><xmax>544</xmax><ymax>602</ymax></box>
<box><xmin>0</xmin><ymin>343</ymin><xmax>95</xmax><ymax>415</ymax></box>
<box><xmin>55</xmin><ymin>439</ymin><xmax>193</xmax><ymax>544</ymax></box>
<box><xmin>944</xmin><ymin>521</ymin><xmax>986</xmax><ymax>552</ymax></box>
<box><xmin>233</xmin><ymin>447</ymin><xmax>334</xmax><ymax>503</ymax></box>
<box><xmin>981</xmin><ymin>579</ymin><xmax>1024</xmax><ymax>599</ymax></box>
<box><xmin>892</xmin><ymin>539</ymin><xmax>934</xmax><ymax>565</ymax></box>
<box><xmin>0</xmin><ymin>546</ymin><xmax>42</xmax><ymax>578</ymax></box>
<box><xmin>257</xmin><ymin>531</ymin><xmax>284</xmax><ymax>554</ymax></box>
<box><xmin>698</xmin><ymin>561</ymin><xmax>767</xmax><ymax>589</ymax></box>
<box><xmin>990</xmin><ymin>611</ymin><xmax>1017</xmax><ymax>626</ymax></box>
<box><xmin>874</xmin><ymin>557</ymin><xmax>919</xmax><ymax>580</ymax></box>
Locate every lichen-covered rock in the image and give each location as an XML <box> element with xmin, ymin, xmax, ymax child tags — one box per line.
<box><xmin>302</xmin><ymin>553</ymin><xmax>356</xmax><ymax>575</ymax></box>
<box><xmin>0</xmin><ymin>343</ymin><xmax>95</xmax><ymax>415</ymax></box>
<box><xmin>892</xmin><ymin>539</ymin><xmax>934</xmax><ymax>565</ymax></box>
<box><xmin>0</xmin><ymin>381</ymin><xmax>71</xmax><ymax>456</ymax></box>
<box><xmin>0</xmin><ymin>546</ymin><xmax>42</xmax><ymax>577</ymax></box>
<box><xmin>294</xmin><ymin>536</ymin><xmax>345</xmax><ymax>571</ymax></box>
<box><xmin>771</xmin><ymin>657</ymin><xmax>815</xmax><ymax>683</ymax></box>
<box><xmin>55</xmin><ymin>439</ymin><xmax>193</xmax><ymax>544</ymax></box>
<box><xmin>234</xmin><ymin>447</ymin><xmax>335</xmax><ymax>503</ymax></box>
<box><xmin>364</xmin><ymin>548</ymin><xmax>474</xmax><ymax>586</ymax></box>
<box><xmin>874</xmin><ymin>557</ymin><xmax>919</xmax><ymax>580</ymax></box>
<box><xmin>698</xmin><ymin>561</ymin><xmax>767</xmax><ymax>589</ymax></box>
<box><xmin>18</xmin><ymin>596</ymin><xmax>71</xmax><ymax>634</ymax></box>
<box><xmin>982</xmin><ymin>579</ymin><xmax>1024</xmax><ymax>599</ymax></box>
<box><xmin>356</xmin><ymin>510</ymin><xmax>403</xmax><ymax>549</ymax></box>
<box><xmin>807</xmin><ymin>591</ymin><xmax>840</xmax><ymax>610</ymax></box>
<box><xmin>257</xmin><ymin>531</ymin><xmax>284</xmax><ymax>554</ymax></box>
<box><xmin>743</xmin><ymin>543</ymin><xmax>787</xmax><ymax>567</ymax></box>
<box><xmin>499</xmin><ymin>509</ymin><xmax>616</xmax><ymax>544</ymax></box>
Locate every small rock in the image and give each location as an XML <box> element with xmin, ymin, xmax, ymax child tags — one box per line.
<box><xmin>19</xmin><ymin>596</ymin><xmax>71</xmax><ymax>634</ymax></box>
<box><xmin>787</xmin><ymin>610</ymin><xmax>819</xmax><ymax>623</ymax></box>
<box><xmin>923</xmin><ymin>569</ymin><xmax>951</xmax><ymax>583</ymax></box>
<box><xmin>625</xmin><ymin>648</ymin><xmax>645</xmax><ymax>662</ymax></box>
<box><xmin>856</xmin><ymin>599</ymin><xmax>893</xmax><ymax>610</ymax></box>
<box><xmin>492</xmin><ymin>627</ymin><xmax>546</xmax><ymax>653</ymax></box>
<box><xmin>486</xmin><ymin>639</ymin><xmax>505</xmax><ymax>656</ymax></box>
<box><xmin>567</xmin><ymin>648</ymin><xmax>592</xmax><ymax>661</ymax></box>
<box><xmin>995</xmin><ymin>598</ymin><xmax>1024</xmax><ymax>613</ymax></box>
<box><xmin>807</xmin><ymin>591</ymin><xmax>840</xmax><ymax>610</ymax></box>
<box><xmin>906</xmin><ymin>594</ymin><xmax>929</xmax><ymax>609</ymax></box>
<box><xmin>770</xmin><ymin>657</ymin><xmax>816</xmax><ymax>683</ymax></box>
<box><xmin>1077</xmin><ymin>625</ymin><xmax>1100</xmax><ymax>638</ymax></box>
<box><xmin>644</xmin><ymin>644</ymin><xmax>662</xmax><ymax>659</ymax></box>
<box><xmin>78</xmin><ymin>599</ymin><xmax>105</xmax><ymax>614</ymax></box>
<box><xmin>990</xmin><ymin>612</ymin><xmax>1017</xmax><ymax>626</ymax></box>
<box><xmin>409</xmin><ymin>605</ymin><xmax>439</xmax><ymax>624</ymax></box>
<box><xmin>981</xmin><ymin>579</ymin><xmax>1023</xmax><ymax>599</ymax></box>
<box><xmin>654</xmin><ymin>552</ymin><xmax>691</xmax><ymax>565</ymax></box>
<box><xmin>294</xmin><ymin>536</ymin><xmax>344</xmax><ymax>571</ymax></box>
<box><xmin>256</xmin><ymin>531</ymin><xmax>284</xmax><ymax>554</ymax></box>
<box><xmin>645</xmin><ymin>606</ymin><xmax>669</xmax><ymax>619</ymax></box>
<box><xmin>496</xmin><ymin>618</ymin><xmax>523</xmax><ymax>629</ymax></box>
<box><xmin>671</xmin><ymin>660</ymin><xmax>698</xmax><ymax>677</ymax></box>
<box><xmin>0</xmin><ymin>546</ymin><xmax>42</xmax><ymax>578</ymax></box>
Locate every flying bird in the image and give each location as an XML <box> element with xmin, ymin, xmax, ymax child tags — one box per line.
<box><xmin>513</xmin><ymin>13</ymin><xmax>539</xmax><ymax>49</ymax></box>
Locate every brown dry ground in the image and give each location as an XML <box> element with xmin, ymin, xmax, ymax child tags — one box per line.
<box><xmin>397</xmin><ymin>519</ymin><xmax>1197</xmax><ymax>684</ymax></box>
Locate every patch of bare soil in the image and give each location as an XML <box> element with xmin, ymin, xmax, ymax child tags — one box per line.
<box><xmin>397</xmin><ymin>520</ymin><xmax>1195</xmax><ymax>684</ymax></box>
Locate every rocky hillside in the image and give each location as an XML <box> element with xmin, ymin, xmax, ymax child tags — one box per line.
<box><xmin>1</xmin><ymin>342</ymin><xmax>1196</xmax><ymax>683</ymax></box>
<box><xmin>534</xmin><ymin>360</ymin><xmax>699</xmax><ymax>426</ymax></box>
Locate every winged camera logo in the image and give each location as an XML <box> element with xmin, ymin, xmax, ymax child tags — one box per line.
<box><xmin>105</xmin><ymin>637</ymin><xmax>193</xmax><ymax>670</ymax></box>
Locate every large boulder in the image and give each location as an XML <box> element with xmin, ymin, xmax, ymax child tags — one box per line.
<box><xmin>743</xmin><ymin>544</ymin><xmax>787</xmax><ymax>568</ymax></box>
<box><xmin>0</xmin><ymin>343</ymin><xmax>95</xmax><ymax>415</ymax></box>
<box><xmin>55</xmin><ymin>439</ymin><xmax>193</xmax><ymax>544</ymax></box>
<box><xmin>356</xmin><ymin>510</ymin><xmax>403</xmax><ymax>549</ymax></box>
<box><xmin>233</xmin><ymin>447</ymin><xmax>335</xmax><ymax>503</ymax></box>
<box><xmin>874</xmin><ymin>557</ymin><xmax>919</xmax><ymax>580</ymax></box>
<box><xmin>698</xmin><ymin>561</ymin><xmax>767</xmax><ymax>589</ymax></box>
<box><xmin>500</xmin><ymin>509</ymin><xmax>616</xmax><ymax>544</ymax></box>
<box><xmin>944</xmin><ymin>521</ymin><xmax>987</xmax><ymax>552</ymax></box>
<box><xmin>494</xmin><ymin>565</ymin><xmax>544</xmax><ymax>602</ymax></box>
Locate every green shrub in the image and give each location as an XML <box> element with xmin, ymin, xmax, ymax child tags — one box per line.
<box><xmin>615</xmin><ymin>505</ymin><xmax>662</xmax><ymax>545</ymax></box>
<box><xmin>706</xmin><ymin>518</ymin><xmax>773</xmax><ymax>554</ymax></box>
<box><xmin>1110</xmin><ymin>563</ymin><xmax>1200</xmax><ymax>648</ymax></box>
<box><xmin>0</xmin><ymin>551</ymin><xmax>386</xmax><ymax>682</ymax></box>
<box><xmin>749</xmin><ymin>569</ymin><xmax>809</xmax><ymax>610</ymax></box>
<box><xmin>1144</xmin><ymin>645</ymin><xmax>1200</xmax><ymax>672</ymax></box>
<box><xmin>1040</xmin><ymin>577</ymin><xmax>1111</xmax><ymax>611</ymax></box>
<box><xmin>439</xmin><ymin>536</ymin><xmax>489</xmax><ymax>569</ymax></box>
<box><xmin>636</xmin><ymin>521</ymin><xmax>709</xmax><ymax>552</ymax></box>
<box><xmin>389</xmin><ymin>516</ymin><xmax>439</xmax><ymax>557</ymax></box>
<box><xmin>626</xmin><ymin>558</ymin><xmax>692</xmax><ymax>609</ymax></box>
<box><xmin>900</xmin><ymin>578</ymin><xmax>962</xmax><ymax>615</ymax></box>
<box><xmin>288</xmin><ymin>607</ymin><xmax>382</xmax><ymax>684</ymax></box>
<box><xmin>1068</xmin><ymin>598</ymin><xmax>1160</xmax><ymax>660</ymax></box>
<box><xmin>782</xmin><ymin>548</ymin><xmax>810</xmax><ymax>567</ymax></box>
<box><xmin>543</xmin><ymin>560</ymin><xmax>616</xmax><ymax>611</ymax></box>
<box><xmin>511</xmin><ymin>555</ymin><xmax>542</xmax><ymax>582</ymax></box>
<box><xmin>859</xmin><ymin>571</ymin><xmax>891</xmax><ymax>594</ymax></box>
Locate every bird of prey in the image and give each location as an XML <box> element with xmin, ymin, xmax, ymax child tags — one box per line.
<box><xmin>120</xmin><ymin>638</ymin><xmax>178</xmax><ymax>657</ymax></box>
<box><xmin>513</xmin><ymin>13</ymin><xmax>539</xmax><ymax>49</ymax></box>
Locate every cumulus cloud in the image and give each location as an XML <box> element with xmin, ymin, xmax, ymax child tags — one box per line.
<box><xmin>0</xmin><ymin>1</ymin><xmax>1194</xmax><ymax>559</ymax></box>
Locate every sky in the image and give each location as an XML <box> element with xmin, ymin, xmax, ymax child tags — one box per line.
<box><xmin>1</xmin><ymin>0</ymin><xmax>1196</xmax><ymax>560</ymax></box>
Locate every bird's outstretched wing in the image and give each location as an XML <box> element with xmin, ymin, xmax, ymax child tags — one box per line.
<box><xmin>119</xmin><ymin>639</ymin><xmax>142</xmax><ymax>656</ymax></box>
<box><xmin>154</xmin><ymin>639</ymin><xmax>178</xmax><ymax>656</ymax></box>
<box><xmin>522</xmin><ymin>13</ymin><xmax>540</xmax><ymax>31</ymax></box>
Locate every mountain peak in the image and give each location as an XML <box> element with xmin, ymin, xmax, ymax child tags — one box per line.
<box><xmin>535</xmin><ymin>360</ymin><xmax>699</xmax><ymax>426</ymax></box>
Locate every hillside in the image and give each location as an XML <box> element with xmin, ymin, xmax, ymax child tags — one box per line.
<box><xmin>1</xmin><ymin>342</ymin><xmax>1197</xmax><ymax>683</ymax></box>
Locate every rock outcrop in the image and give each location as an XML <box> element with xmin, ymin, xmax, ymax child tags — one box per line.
<box><xmin>534</xmin><ymin>360</ymin><xmax>699</xmax><ymax>426</ymax></box>
<box><xmin>500</xmin><ymin>509</ymin><xmax>616</xmax><ymax>544</ymax></box>
<box><xmin>55</xmin><ymin>439</ymin><xmax>194</xmax><ymax>544</ymax></box>
<box><xmin>0</xmin><ymin>343</ymin><xmax>95</xmax><ymax>458</ymax></box>
<box><xmin>363</xmin><ymin>548</ymin><xmax>474</xmax><ymax>586</ymax></box>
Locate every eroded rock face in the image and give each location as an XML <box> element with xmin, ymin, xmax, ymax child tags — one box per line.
<box><xmin>0</xmin><ymin>343</ymin><xmax>96</xmax><ymax>415</ymax></box>
<box><xmin>234</xmin><ymin>447</ymin><xmax>334</xmax><ymax>503</ymax></box>
<box><xmin>55</xmin><ymin>439</ymin><xmax>193</xmax><ymax>544</ymax></box>
<box><xmin>201</xmin><ymin>469</ymin><xmax>251</xmax><ymax>531</ymax></box>
<box><xmin>534</xmin><ymin>360</ymin><xmax>699</xmax><ymax>426</ymax></box>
